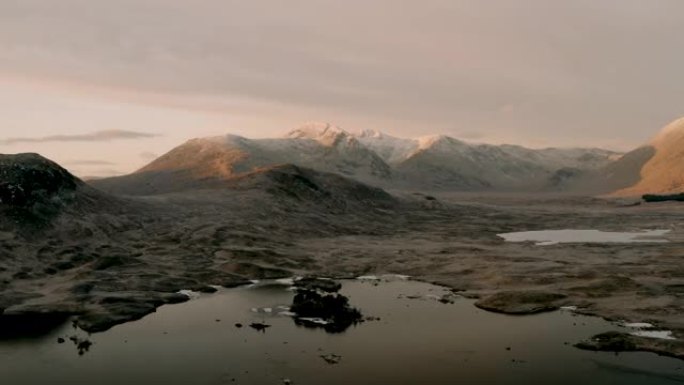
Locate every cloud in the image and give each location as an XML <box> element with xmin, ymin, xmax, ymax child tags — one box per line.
<box><xmin>64</xmin><ymin>159</ymin><xmax>116</xmax><ymax>166</ymax></box>
<box><xmin>78</xmin><ymin>169</ymin><xmax>126</xmax><ymax>179</ymax></box>
<box><xmin>1</xmin><ymin>129</ymin><xmax>158</xmax><ymax>145</ymax></box>
<box><xmin>0</xmin><ymin>1</ymin><xmax>683</xmax><ymax>148</ymax></box>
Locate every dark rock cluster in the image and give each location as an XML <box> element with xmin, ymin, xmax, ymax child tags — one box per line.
<box><xmin>290</xmin><ymin>278</ymin><xmax>363</xmax><ymax>333</ymax></box>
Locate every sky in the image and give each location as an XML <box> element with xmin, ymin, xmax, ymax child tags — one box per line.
<box><xmin>1</xmin><ymin>0</ymin><xmax>683</xmax><ymax>177</ymax></box>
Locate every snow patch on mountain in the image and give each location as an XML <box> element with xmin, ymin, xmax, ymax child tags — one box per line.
<box><xmin>285</xmin><ymin>122</ymin><xmax>350</xmax><ymax>147</ymax></box>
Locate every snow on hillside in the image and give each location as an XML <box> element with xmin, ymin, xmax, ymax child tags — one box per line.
<box><xmin>352</xmin><ymin>126</ymin><xmax>619</xmax><ymax>190</ymax></box>
<box><xmin>285</xmin><ymin>122</ymin><xmax>352</xmax><ymax>147</ymax></box>
<box><xmin>92</xmin><ymin>122</ymin><xmax>621</xmax><ymax>194</ymax></box>
<box><xmin>354</xmin><ymin>129</ymin><xmax>419</xmax><ymax>165</ymax></box>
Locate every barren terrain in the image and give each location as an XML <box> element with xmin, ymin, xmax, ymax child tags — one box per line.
<box><xmin>2</xmin><ymin>174</ymin><xmax>683</xmax><ymax>356</ymax></box>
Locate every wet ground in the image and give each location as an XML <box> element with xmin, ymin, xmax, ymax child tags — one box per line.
<box><xmin>1</xmin><ymin>278</ymin><xmax>683</xmax><ymax>385</ymax></box>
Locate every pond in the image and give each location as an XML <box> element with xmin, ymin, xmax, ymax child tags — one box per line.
<box><xmin>498</xmin><ymin>229</ymin><xmax>671</xmax><ymax>246</ymax></box>
<box><xmin>0</xmin><ymin>277</ymin><xmax>682</xmax><ymax>385</ymax></box>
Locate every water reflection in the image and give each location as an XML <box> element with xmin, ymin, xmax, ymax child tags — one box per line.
<box><xmin>0</xmin><ymin>279</ymin><xmax>682</xmax><ymax>385</ymax></box>
<box><xmin>0</xmin><ymin>313</ymin><xmax>70</xmax><ymax>340</ymax></box>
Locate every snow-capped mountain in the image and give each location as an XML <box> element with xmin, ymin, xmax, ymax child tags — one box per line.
<box><xmin>91</xmin><ymin>122</ymin><xmax>621</xmax><ymax>195</ymax></box>
<box><xmin>354</xmin><ymin>129</ymin><xmax>420</xmax><ymax>165</ymax></box>
<box><xmin>143</xmin><ymin>123</ymin><xmax>392</xmax><ymax>181</ymax></box>
<box><xmin>91</xmin><ymin>123</ymin><xmax>392</xmax><ymax>195</ymax></box>
<box><xmin>354</xmin><ymin>128</ymin><xmax>619</xmax><ymax>190</ymax></box>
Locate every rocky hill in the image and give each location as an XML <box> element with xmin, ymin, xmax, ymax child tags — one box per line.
<box><xmin>227</xmin><ymin>164</ymin><xmax>397</xmax><ymax>212</ymax></box>
<box><xmin>0</xmin><ymin>153</ymin><xmax>111</xmax><ymax>227</ymax></box>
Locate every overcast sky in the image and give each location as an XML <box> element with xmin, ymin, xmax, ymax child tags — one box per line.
<box><xmin>1</xmin><ymin>0</ymin><xmax>683</xmax><ymax>176</ymax></box>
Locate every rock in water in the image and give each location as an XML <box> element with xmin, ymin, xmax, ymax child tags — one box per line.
<box><xmin>290</xmin><ymin>279</ymin><xmax>363</xmax><ymax>333</ymax></box>
<box><xmin>319</xmin><ymin>354</ymin><xmax>342</xmax><ymax>365</ymax></box>
<box><xmin>249</xmin><ymin>322</ymin><xmax>271</xmax><ymax>332</ymax></box>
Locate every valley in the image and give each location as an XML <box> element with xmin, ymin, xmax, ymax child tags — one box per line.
<box><xmin>1</xmin><ymin>152</ymin><xmax>683</xmax><ymax>359</ymax></box>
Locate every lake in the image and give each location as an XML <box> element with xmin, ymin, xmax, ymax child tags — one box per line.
<box><xmin>0</xmin><ymin>277</ymin><xmax>682</xmax><ymax>385</ymax></box>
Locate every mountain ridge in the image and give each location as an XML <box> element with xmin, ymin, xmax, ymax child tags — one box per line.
<box><xmin>90</xmin><ymin>122</ymin><xmax>623</xmax><ymax>195</ymax></box>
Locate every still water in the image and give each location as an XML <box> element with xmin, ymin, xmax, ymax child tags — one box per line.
<box><xmin>0</xmin><ymin>278</ymin><xmax>682</xmax><ymax>385</ymax></box>
<box><xmin>498</xmin><ymin>229</ymin><xmax>671</xmax><ymax>246</ymax></box>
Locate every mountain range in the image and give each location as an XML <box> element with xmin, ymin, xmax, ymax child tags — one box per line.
<box><xmin>91</xmin><ymin>122</ymin><xmax>623</xmax><ymax>195</ymax></box>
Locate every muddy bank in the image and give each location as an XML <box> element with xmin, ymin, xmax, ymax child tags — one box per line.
<box><xmin>474</xmin><ymin>291</ymin><xmax>568</xmax><ymax>314</ymax></box>
<box><xmin>576</xmin><ymin>331</ymin><xmax>684</xmax><ymax>360</ymax></box>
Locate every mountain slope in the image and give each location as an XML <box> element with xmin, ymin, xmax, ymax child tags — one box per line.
<box><xmin>354</xmin><ymin>129</ymin><xmax>419</xmax><ymax>165</ymax></box>
<box><xmin>283</xmin><ymin>123</ymin><xmax>392</xmax><ymax>179</ymax></box>
<box><xmin>610</xmin><ymin>118</ymin><xmax>684</xmax><ymax>196</ymax></box>
<box><xmin>357</xmin><ymin>132</ymin><xmax>619</xmax><ymax>190</ymax></box>
<box><xmin>93</xmin><ymin>123</ymin><xmax>392</xmax><ymax>195</ymax></box>
<box><xmin>227</xmin><ymin>164</ymin><xmax>397</xmax><ymax>211</ymax></box>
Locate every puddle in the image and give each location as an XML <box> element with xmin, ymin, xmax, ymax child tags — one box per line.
<box><xmin>498</xmin><ymin>229</ymin><xmax>671</xmax><ymax>246</ymax></box>
<box><xmin>0</xmin><ymin>280</ymin><xmax>683</xmax><ymax>385</ymax></box>
<box><xmin>622</xmin><ymin>323</ymin><xmax>678</xmax><ymax>341</ymax></box>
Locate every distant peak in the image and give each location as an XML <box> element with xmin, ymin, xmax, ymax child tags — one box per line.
<box><xmin>416</xmin><ymin>134</ymin><xmax>462</xmax><ymax>150</ymax></box>
<box><xmin>354</xmin><ymin>129</ymin><xmax>385</xmax><ymax>139</ymax></box>
<box><xmin>286</xmin><ymin>122</ymin><xmax>352</xmax><ymax>146</ymax></box>
<box><xmin>287</xmin><ymin>122</ymin><xmax>346</xmax><ymax>137</ymax></box>
<box><xmin>187</xmin><ymin>133</ymin><xmax>249</xmax><ymax>147</ymax></box>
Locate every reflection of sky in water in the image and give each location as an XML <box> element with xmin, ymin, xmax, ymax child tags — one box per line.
<box><xmin>498</xmin><ymin>229</ymin><xmax>671</xmax><ymax>246</ymax></box>
<box><xmin>0</xmin><ymin>280</ymin><xmax>682</xmax><ymax>385</ymax></box>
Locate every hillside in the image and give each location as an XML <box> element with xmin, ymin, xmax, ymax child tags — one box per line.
<box><xmin>611</xmin><ymin>118</ymin><xmax>684</xmax><ymax>196</ymax></box>
<box><xmin>552</xmin><ymin>117</ymin><xmax>684</xmax><ymax>196</ymax></box>
<box><xmin>227</xmin><ymin>164</ymin><xmax>397</xmax><ymax>211</ymax></box>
